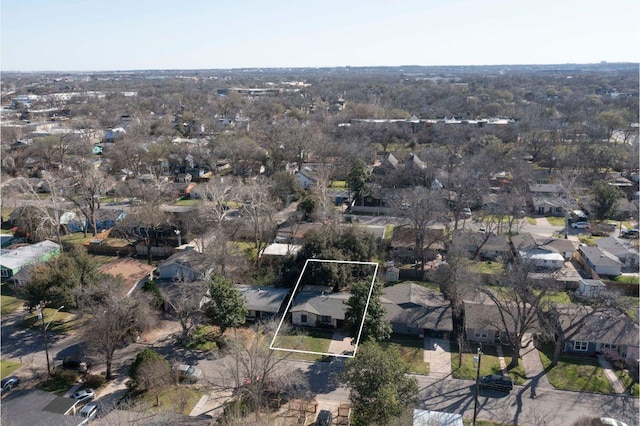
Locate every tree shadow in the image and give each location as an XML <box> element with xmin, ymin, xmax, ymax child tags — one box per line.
<box><xmin>303</xmin><ymin>359</ymin><xmax>341</xmax><ymax>394</ymax></box>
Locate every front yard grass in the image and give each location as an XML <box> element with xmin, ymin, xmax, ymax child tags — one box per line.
<box><xmin>133</xmin><ymin>385</ymin><xmax>205</xmax><ymax>415</ymax></box>
<box><xmin>1</xmin><ymin>359</ymin><xmax>22</xmax><ymax>379</ymax></box>
<box><xmin>38</xmin><ymin>368</ymin><xmax>79</xmax><ymax>396</ymax></box>
<box><xmin>271</xmin><ymin>328</ymin><xmax>333</xmax><ymax>362</ymax></box>
<box><xmin>545</xmin><ymin>216</ymin><xmax>566</xmax><ymax>226</ymax></box>
<box><xmin>525</xmin><ymin>217</ymin><xmax>537</xmax><ymax>225</ymax></box>
<box><xmin>451</xmin><ymin>344</ymin><xmax>525</xmax><ymax>385</ymax></box>
<box><xmin>383</xmin><ymin>336</ymin><xmax>429</xmax><ymax>375</ymax></box>
<box><xmin>60</xmin><ymin>233</ymin><xmax>94</xmax><ymax>244</ymax></box>
<box><xmin>1</xmin><ymin>294</ymin><xmax>25</xmax><ymax>315</ymax></box>
<box><xmin>615</xmin><ymin>369</ymin><xmax>640</xmax><ymax>397</ymax></box>
<box><xmin>21</xmin><ymin>308</ymin><xmax>81</xmax><ymax>334</ymax></box>
<box><xmin>538</xmin><ymin>346</ymin><xmax>615</xmax><ymax>393</ymax></box>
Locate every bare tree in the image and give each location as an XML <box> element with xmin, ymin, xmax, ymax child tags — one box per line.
<box><xmin>543</xmin><ymin>291</ymin><xmax>630</xmax><ymax>367</ymax></box>
<box><xmin>159</xmin><ymin>280</ymin><xmax>208</xmax><ymax>344</ymax></box>
<box><xmin>479</xmin><ymin>262</ymin><xmax>558</xmax><ymax>368</ymax></box>
<box><xmin>239</xmin><ymin>179</ymin><xmax>277</xmax><ymax>267</ymax></box>
<box><xmin>65</xmin><ymin>162</ymin><xmax>112</xmax><ymax>237</ymax></box>
<box><xmin>217</xmin><ymin>321</ymin><xmax>308</xmax><ymax>417</ymax></box>
<box><xmin>83</xmin><ymin>281</ymin><xmax>157</xmax><ymax>380</ymax></box>
<box><xmin>13</xmin><ymin>174</ymin><xmax>67</xmax><ymax>246</ymax></box>
<box><xmin>393</xmin><ymin>187</ymin><xmax>445</xmax><ymax>270</ymax></box>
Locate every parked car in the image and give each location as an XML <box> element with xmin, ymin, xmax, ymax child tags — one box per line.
<box><xmin>621</xmin><ymin>229</ymin><xmax>639</xmax><ymax>239</ymax></box>
<box><xmin>316</xmin><ymin>409</ymin><xmax>333</xmax><ymax>426</ymax></box>
<box><xmin>63</xmin><ymin>356</ymin><xmax>88</xmax><ymax>372</ymax></box>
<box><xmin>478</xmin><ymin>374</ymin><xmax>513</xmax><ymax>392</ymax></box>
<box><xmin>571</xmin><ymin>221</ymin><xmax>590</xmax><ymax>229</ymax></box>
<box><xmin>80</xmin><ymin>402</ymin><xmax>99</xmax><ymax>419</ymax></box>
<box><xmin>72</xmin><ymin>388</ymin><xmax>95</xmax><ymax>401</ymax></box>
<box><xmin>463</xmin><ymin>207</ymin><xmax>472</xmax><ymax>218</ymax></box>
<box><xmin>1</xmin><ymin>376</ymin><xmax>19</xmax><ymax>394</ymax></box>
<box><xmin>177</xmin><ymin>364</ymin><xmax>202</xmax><ymax>383</ymax></box>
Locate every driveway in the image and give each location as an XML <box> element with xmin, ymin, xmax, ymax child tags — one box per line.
<box><xmin>328</xmin><ymin>330</ymin><xmax>355</xmax><ymax>355</ymax></box>
<box><xmin>424</xmin><ymin>337</ymin><xmax>452</xmax><ymax>378</ymax></box>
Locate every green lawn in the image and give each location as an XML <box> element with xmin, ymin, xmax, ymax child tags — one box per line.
<box><xmin>329</xmin><ymin>180</ymin><xmax>347</xmax><ymax>188</ymax></box>
<box><xmin>1</xmin><ymin>294</ymin><xmax>25</xmax><ymax>315</ymax></box>
<box><xmin>174</xmin><ymin>199</ymin><xmax>200</xmax><ymax>206</ymax></box>
<box><xmin>1</xmin><ymin>359</ymin><xmax>22</xmax><ymax>379</ymax></box>
<box><xmin>615</xmin><ymin>369</ymin><xmax>640</xmax><ymax>397</ymax></box>
<box><xmin>538</xmin><ymin>347</ymin><xmax>615</xmax><ymax>393</ymax></box>
<box><xmin>383</xmin><ymin>336</ymin><xmax>429</xmax><ymax>375</ymax></box>
<box><xmin>468</xmin><ymin>261</ymin><xmax>505</xmax><ymax>275</ymax></box>
<box><xmin>525</xmin><ymin>217</ymin><xmax>537</xmax><ymax>225</ymax></box>
<box><xmin>271</xmin><ymin>328</ymin><xmax>333</xmax><ymax>362</ymax></box>
<box><xmin>613</xmin><ymin>275</ymin><xmax>640</xmax><ymax>285</ymax></box>
<box><xmin>60</xmin><ymin>233</ymin><xmax>94</xmax><ymax>244</ymax></box>
<box><xmin>545</xmin><ymin>216</ymin><xmax>566</xmax><ymax>226</ymax></box>
<box><xmin>578</xmin><ymin>235</ymin><xmax>597</xmax><ymax>246</ymax></box>
<box><xmin>21</xmin><ymin>308</ymin><xmax>81</xmax><ymax>334</ymax></box>
<box><xmin>539</xmin><ymin>290</ymin><xmax>572</xmax><ymax>305</ymax></box>
<box><xmin>134</xmin><ymin>385</ymin><xmax>205</xmax><ymax>415</ymax></box>
<box><xmin>451</xmin><ymin>344</ymin><xmax>525</xmax><ymax>384</ymax></box>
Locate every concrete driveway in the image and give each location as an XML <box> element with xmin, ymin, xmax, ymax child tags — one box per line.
<box><xmin>424</xmin><ymin>337</ymin><xmax>452</xmax><ymax>379</ymax></box>
<box><xmin>328</xmin><ymin>330</ymin><xmax>355</xmax><ymax>355</ymax></box>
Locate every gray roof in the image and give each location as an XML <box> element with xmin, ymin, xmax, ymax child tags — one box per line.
<box><xmin>1</xmin><ymin>389</ymin><xmax>83</xmax><ymax>426</ymax></box>
<box><xmin>579</xmin><ymin>246</ymin><xmax>622</xmax><ymax>267</ymax></box>
<box><xmin>539</xmin><ymin>238</ymin><xmax>577</xmax><ymax>254</ymax></box>
<box><xmin>290</xmin><ymin>289</ymin><xmax>349</xmax><ymax>319</ymax></box>
<box><xmin>559</xmin><ymin>307</ymin><xmax>639</xmax><ymax>347</ymax></box>
<box><xmin>453</xmin><ymin>231</ymin><xmax>509</xmax><ymax>253</ymax></box>
<box><xmin>158</xmin><ymin>250</ymin><xmax>214</xmax><ymax>275</ymax></box>
<box><xmin>236</xmin><ymin>285</ymin><xmax>289</xmax><ymax>313</ymax></box>
<box><xmin>382</xmin><ymin>283</ymin><xmax>452</xmax><ymax>331</ymax></box>
<box><xmin>464</xmin><ymin>300</ymin><xmax>540</xmax><ymax>333</ymax></box>
<box><xmin>510</xmin><ymin>233</ymin><xmax>538</xmax><ymax>251</ymax></box>
<box><xmin>595</xmin><ymin>237</ymin><xmax>637</xmax><ymax>260</ymax></box>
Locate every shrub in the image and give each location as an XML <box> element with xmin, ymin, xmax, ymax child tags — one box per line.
<box><xmin>83</xmin><ymin>374</ymin><xmax>106</xmax><ymax>389</ymax></box>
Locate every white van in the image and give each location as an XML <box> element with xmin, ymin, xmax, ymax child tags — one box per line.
<box><xmin>80</xmin><ymin>402</ymin><xmax>98</xmax><ymax>420</ymax></box>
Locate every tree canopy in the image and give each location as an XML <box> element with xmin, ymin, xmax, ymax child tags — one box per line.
<box><xmin>344</xmin><ymin>280</ymin><xmax>391</xmax><ymax>343</ymax></box>
<box><xmin>340</xmin><ymin>341</ymin><xmax>418</xmax><ymax>426</ymax></box>
<box><xmin>204</xmin><ymin>275</ymin><xmax>248</xmax><ymax>334</ymax></box>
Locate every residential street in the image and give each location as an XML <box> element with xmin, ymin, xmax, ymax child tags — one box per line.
<box><xmin>3</xmin><ymin>308</ymin><xmax>638</xmax><ymax>426</ymax></box>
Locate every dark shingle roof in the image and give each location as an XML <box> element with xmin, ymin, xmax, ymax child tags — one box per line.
<box><xmin>382</xmin><ymin>283</ymin><xmax>452</xmax><ymax>331</ymax></box>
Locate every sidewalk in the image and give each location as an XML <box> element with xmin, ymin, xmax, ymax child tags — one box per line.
<box><xmin>596</xmin><ymin>355</ymin><xmax>627</xmax><ymax>394</ymax></box>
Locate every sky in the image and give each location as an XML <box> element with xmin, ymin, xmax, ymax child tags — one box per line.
<box><xmin>1</xmin><ymin>0</ymin><xmax>639</xmax><ymax>71</ymax></box>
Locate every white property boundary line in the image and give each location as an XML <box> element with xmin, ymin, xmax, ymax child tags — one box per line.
<box><xmin>269</xmin><ymin>258</ymin><xmax>379</xmax><ymax>359</ymax></box>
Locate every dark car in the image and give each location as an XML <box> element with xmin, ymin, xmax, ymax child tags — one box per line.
<box><xmin>316</xmin><ymin>409</ymin><xmax>333</xmax><ymax>426</ymax></box>
<box><xmin>1</xmin><ymin>376</ymin><xmax>19</xmax><ymax>394</ymax></box>
<box><xmin>478</xmin><ymin>374</ymin><xmax>513</xmax><ymax>392</ymax></box>
<box><xmin>62</xmin><ymin>356</ymin><xmax>88</xmax><ymax>372</ymax></box>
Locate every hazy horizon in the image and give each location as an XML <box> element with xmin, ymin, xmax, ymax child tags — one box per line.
<box><xmin>2</xmin><ymin>0</ymin><xmax>639</xmax><ymax>72</ymax></box>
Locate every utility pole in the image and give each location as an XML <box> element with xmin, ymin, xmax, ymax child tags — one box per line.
<box><xmin>40</xmin><ymin>304</ymin><xmax>65</xmax><ymax>374</ymax></box>
<box><xmin>472</xmin><ymin>346</ymin><xmax>483</xmax><ymax>426</ymax></box>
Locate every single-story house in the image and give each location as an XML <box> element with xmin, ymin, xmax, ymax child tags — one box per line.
<box><xmin>464</xmin><ymin>300</ymin><xmax>539</xmax><ymax>344</ymax></box>
<box><xmin>290</xmin><ymin>286</ymin><xmax>349</xmax><ymax>328</ymax></box>
<box><xmin>2</xmin><ymin>389</ymin><xmax>87</xmax><ymax>426</ymax></box>
<box><xmin>156</xmin><ymin>250</ymin><xmax>214</xmax><ymax>282</ymax></box>
<box><xmin>169</xmin><ymin>182</ymin><xmax>197</xmax><ymax>199</ymax></box>
<box><xmin>381</xmin><ymin>283</ymin><xmax>452</xmax><ymax>339</ymax></box>
<box><xmin>528</xmin><ymin>184</ymin><xmax>565</xmax><ymax>216</ymax></box>
<box><xmin>560</xmin><ymin>308</ymin><xmax>639</xmax><ymax>363</ymax></box>
<box><xmin>539</xmin><ymin>238</ymin><xmax>577</xmax><ymax>260</ymax></box>
<box><xmin>578</xmin><ymin>246</ymin><xmax>622</xmax><ymax>276</ymax></box>
<box><xmin>452</xmin><ymin>230</ymin><xmax>510</xmax><ymax>260</ymax></box>
<box><xmin>510</xmin><ymin>233</ymin><xmax>538</xmax><ymax>252</ymax></box>
<box><xmin>295</xmin><ymin>169</ymin><xmax>317</xmax><ymax>190</ymax></box>
<box><xmin>595</xmin><ymin>237</ymin><xmax>639</xmax><ymax>270</ymax></box>
<box><xmin>0</xmin><ymin>240</ymin><xmax>61</xmax><ymax>281</ymax></box>
<box><xmin>236</xmin><ymin>285</ymin><xmax>290</xmax><ymax>321</ymax></box>
<box><xmin>577</xmin><ymin>279</ymin><xmax>606</xmax><ymax>297</ymax></box>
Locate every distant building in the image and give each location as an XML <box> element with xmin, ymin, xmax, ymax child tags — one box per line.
<box><xmin>0</xmin><ymin>241</ymin><xmax>61</xmax><ymax>282</ymax></box>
